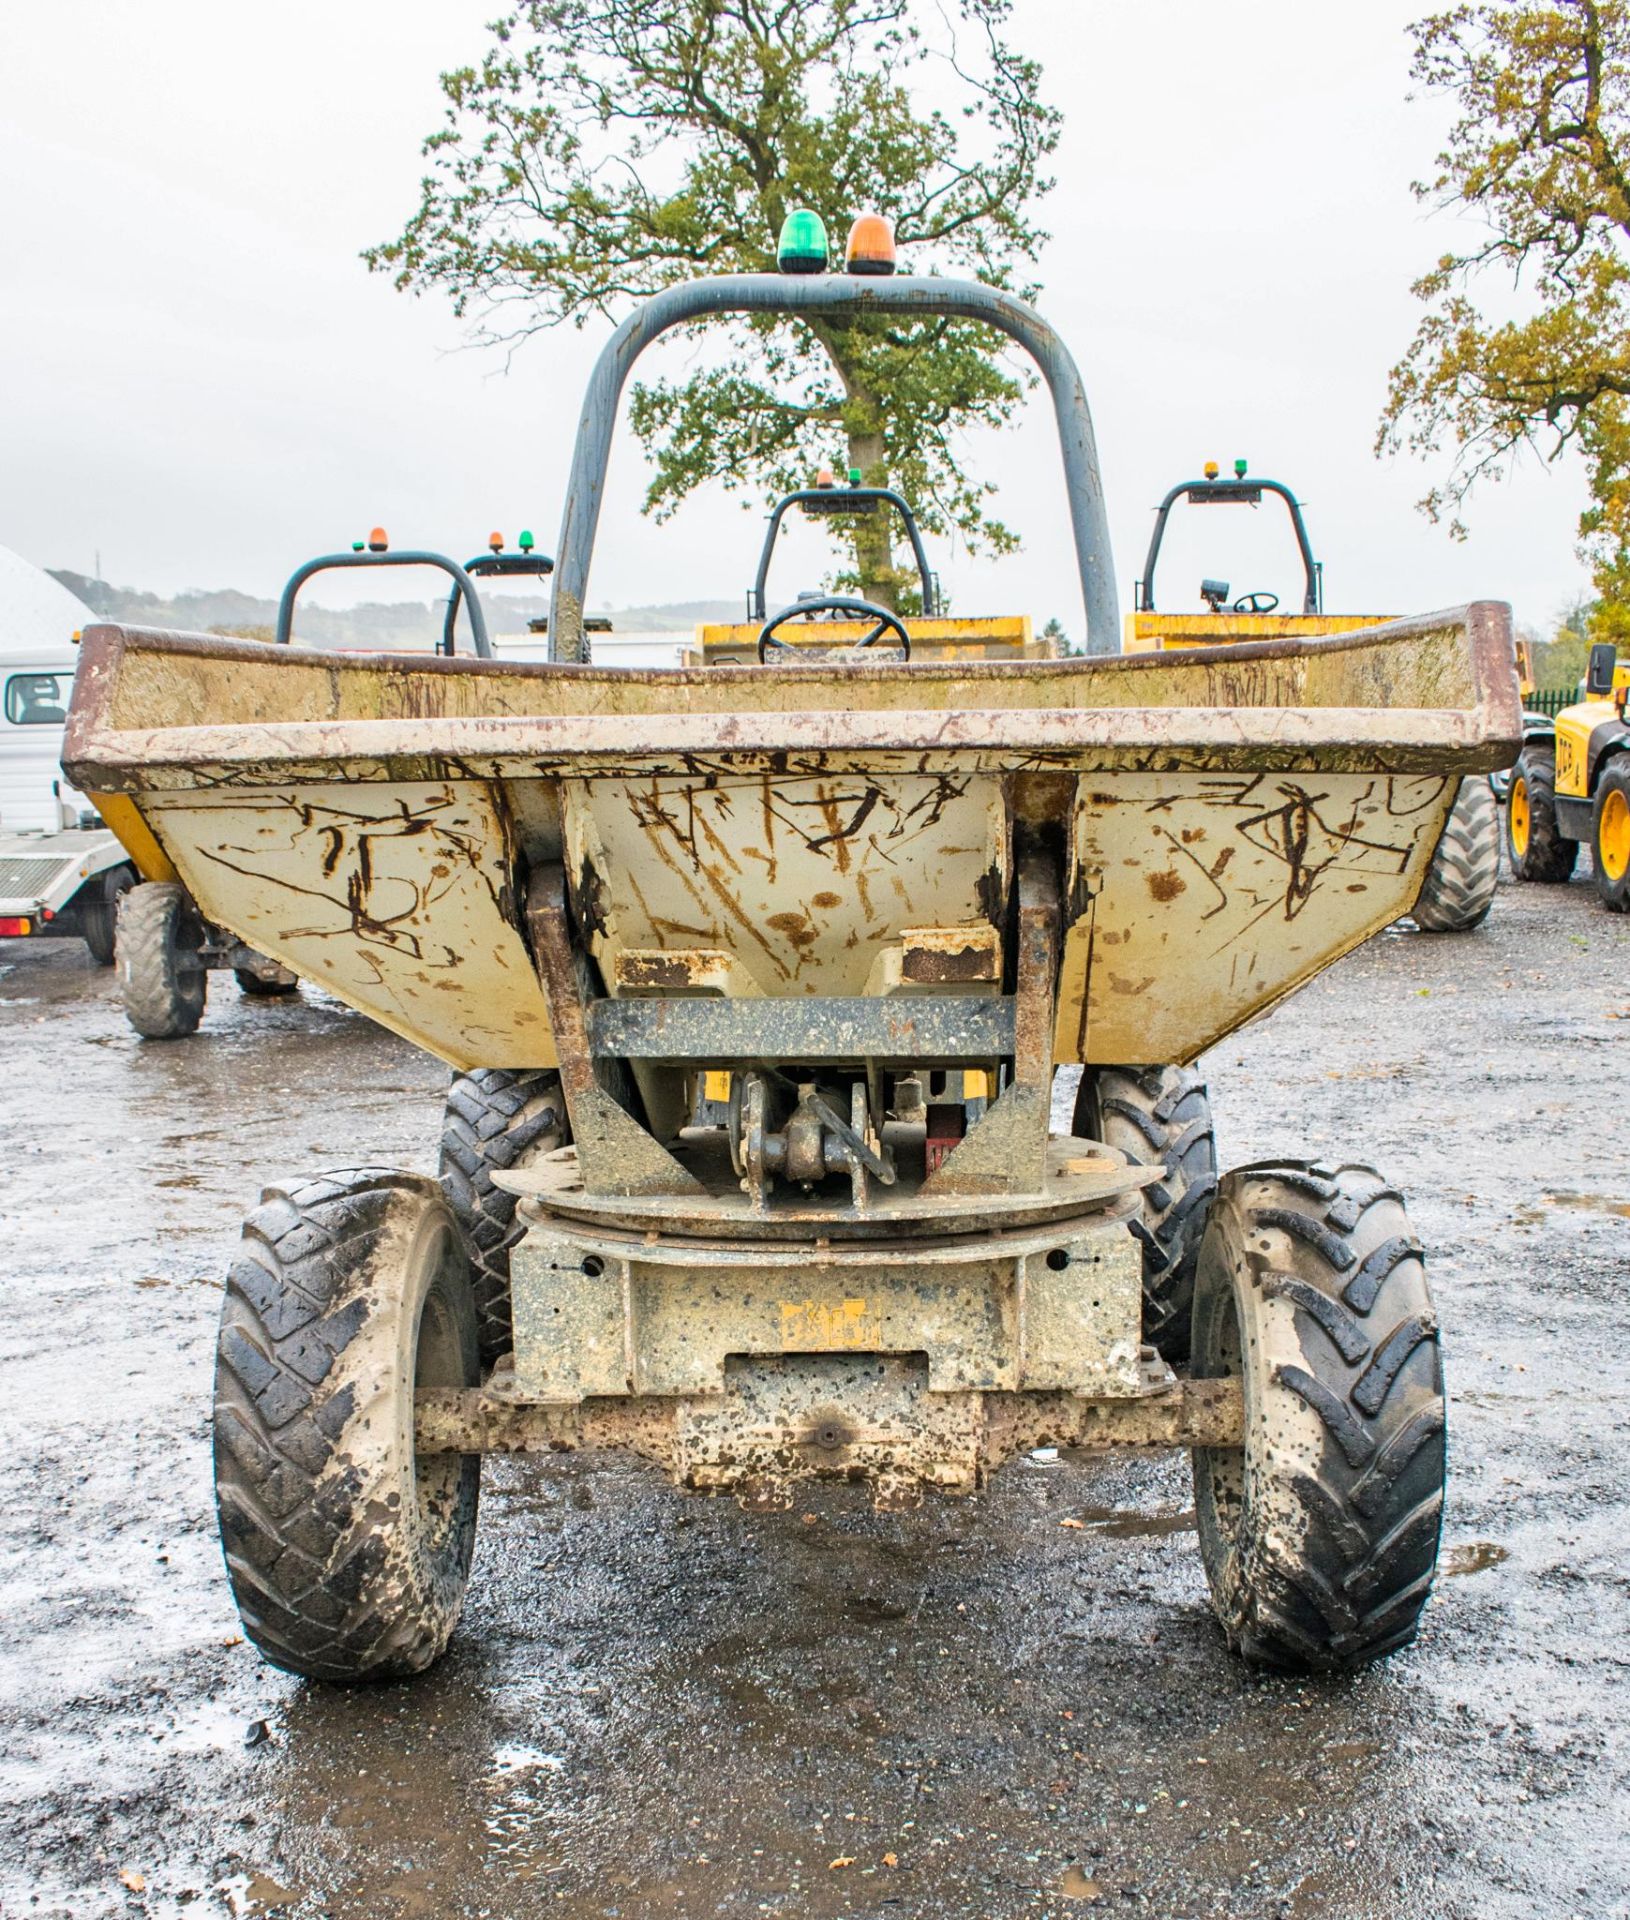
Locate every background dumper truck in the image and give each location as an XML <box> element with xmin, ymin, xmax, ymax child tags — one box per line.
<box><xmin>65</xmin><ymin>237</ymin><xmax>1521</xmax><ymax>1683</ymax></box>
<box><xmin>1124</xmin><ymin>463</ymin><xmax>1504</xmax><ymax>934</ymax></box>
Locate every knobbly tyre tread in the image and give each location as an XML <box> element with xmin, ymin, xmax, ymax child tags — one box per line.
<box><xmin>438</xmin><ymin>1068</ymin><xmax>567</xmax><ymax>1366</ymax></box>
<box><xmin>1191</xmin><ymin>1159</ymin><xmax>1446</xmax><ymax>1671</ymax></box>
<box><xmin>1412</xmin><ymin>777</ymin><xmax>1500</xmax><ymax>931</ymax></box>
<box><xmin>212</xmin><ymin>1168</ymin><xmax>480</xmax><ymax>1683</ymax></box>
<box><xmin>116</xmin><ymin>880</ymin><xmax>206</xmax><ymax>1038</ymax></box>
<box><xmin>1506</xmin><ymin>744</ymin><xmax>1578</xmax><ymax>883</ymax></box>
<box><xmin>1074</xmin><ymin>1065</ymin><xmax>1217</xmax><ymax>1360</ymax></box>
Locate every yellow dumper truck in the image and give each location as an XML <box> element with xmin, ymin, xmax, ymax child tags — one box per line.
<box><xmin>66</xmin><ymin>223</ymin><xmax>1520</xmax><ymax>1682</ymax></box>
<box><xmin>1124</xmin><ymin>462</ymin><xmax>1504</xmax><ymax>933</ymax></box>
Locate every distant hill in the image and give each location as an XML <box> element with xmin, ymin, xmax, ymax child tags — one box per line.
<box><xmin>46</xmin><ymin>570</ymin><xmax>739</xmax><ymax>649</ymax></box>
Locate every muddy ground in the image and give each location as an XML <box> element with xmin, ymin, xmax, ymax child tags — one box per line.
<box><xmin>1</xmin><ymin>870</ymin><xmax>1627</xmax><ymax>1920</ymax></box>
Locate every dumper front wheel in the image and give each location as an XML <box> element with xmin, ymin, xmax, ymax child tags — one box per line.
<box><xmin>116</xmin><ymin>881</ymin><xmax>206</xmax><ymax>1038</ymax></box>
<box><xmin>213</xmin><ymin>1169</ymin><xmax>480</xmax><ymax>1683</ymax></box>
<box><xmin>1073</xmin><ymin>1065</ymin><xmax>1216</xmax><ymax>1361</ymax></box>
<box><xmin>439</xmin><ymin>1068</ymin><xmax>568</xmax><ymax>1367</ymax></box>
<box><xmin>1412</xmin><ymin>776</ymin><xmax>1500</xmax><ymax>931</ymax></box>
<box><xmin>1191</xmin><ymin>1161</ymin><xmax>1445</xmax><ymax>1671</ymax></box>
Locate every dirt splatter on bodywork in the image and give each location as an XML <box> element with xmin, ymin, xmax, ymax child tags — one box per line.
<box><xmin>63</xmin><ymin>604</ymin><xmax>1519</xmax><ymax>1079</ymax></box>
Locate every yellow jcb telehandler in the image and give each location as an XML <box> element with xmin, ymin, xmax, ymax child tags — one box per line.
<box><xmin>1505</xmin><ymin>641</ymin><xmax>1630</xmax><ymax>912</ymax></box>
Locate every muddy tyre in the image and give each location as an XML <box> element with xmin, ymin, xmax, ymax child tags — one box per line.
<box><xmin>439</xmin><ymin>1068</ymin><xmax>567</xmax><ymax>1367</ymax></box>
<box><xmin>1592</xmin><ymin>760</ymin><xmax>1630</xmax><ymax>912</ymax></box>
<box><xmin>1412</xmin><ymin>777</ymin><xmax>1500</xmax><ymax>931</ymax></box>
<box><xmin>117</xmin><ymin>880</ymin><xmax>206</xmax><ymax>1038</ymax></box>
<box><xmin>213</xmin><ymin>1169</ymin><xmax>480</xmax><ymax>1682</ymax></box>
<box><xmin>1073</xmin><ymin>1065</ymin><xmax>1217</xmax><ymax>1361</ymax></box>
<box><xmin>1191</xmin><ymin>1161</ymin><xmax>1445</xmax><ymax>1671</ymax></box>
<box><xmin>81</xmin><ymin>863</ymin><xmax>136</xmax><ymax>966</ymax></box>
<box><xmin>1506</xmin><ymin>745</ymin><xmax>1577</xmax><ymax>883</ymax></box>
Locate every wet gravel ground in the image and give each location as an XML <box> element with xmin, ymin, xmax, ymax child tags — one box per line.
<box><xmin>2</xmin><ymin>871</ymin><xmax>1628</xmax><ymax>1920</ymax></box>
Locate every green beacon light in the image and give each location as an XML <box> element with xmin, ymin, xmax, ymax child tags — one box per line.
<box><xmin>777</xmin><ymin>208</ymin><xmax>829</xmax><ymax>275</ymax></box>
<box><xmin>518</xmin><ymin>529</ymin><xmax>535</xmax><ymax>553</ymax></box>
<box><xmin>351</xmin><ymin>540</ymin><xmax>365</xmax><ymax>552</ymax></box>
<box><xmin>848</xmin><ymin>466</ymin><xmax>862</xmax><ymax>486</ymax></box>
<box><xmin>1234</xmin><ymin>458</ymin><xmax>1248</xmax><ymax>478</ymax></box>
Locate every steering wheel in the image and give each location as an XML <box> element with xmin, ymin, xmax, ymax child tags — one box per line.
<box><xmin>1232</xmin><ymin>590</ymin><xmax>1279</xmax><ymax>614</ymax></box>
<box><xmin>757</xmin><ymin>595</ymin><xmax>911</xmax><ymax>664</ymax></box>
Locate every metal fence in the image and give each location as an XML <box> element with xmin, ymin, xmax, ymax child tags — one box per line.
<box><xmin>1526</xmin><ymin>687</ymin><xmax>1574</xmax><ymax>717</ymax></box>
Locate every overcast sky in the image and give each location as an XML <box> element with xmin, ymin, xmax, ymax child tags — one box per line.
<box><xmin>0</xmin><ymin>0</ymin><xmax>1594</xmax><ymax>636</ymax></box>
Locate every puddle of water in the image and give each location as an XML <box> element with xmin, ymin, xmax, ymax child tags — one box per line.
<box><xmin>1544</xmin><ymin>1190</ymin><xmax>1630</xmax><ymax>1219</ymax></box>
<box><xmin>1060</xmin><ymin>1865</ymin><xmax>1105</xmax><ymax>1899</ymax></box>
<box><xmin>1067</xmin><ymin>1505</ymin><xmax>1197</xmax><ymax>1539</ymax></box>
<box><xmin>1441</xmin><ymin>1540</ymin><xmax>1509</xmax><ymax>1577</ymax></box>
<box><xmin>492</xmin><ymin>1743</ymin><xmax>566</xmax><ymax>1776</ymax></box>
<box><xmin>221</xmin><ymin>1870</ymin><xmax>303</xmax><ymax>1916</ymax></box>
<box><xmin>165</xmin><ymin>1694</ymin><xmax>260</xmax><ymax>1757</ymax></box>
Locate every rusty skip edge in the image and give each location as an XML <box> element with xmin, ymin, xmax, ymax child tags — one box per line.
<box><xmin>61</xmin><ymin>604</ymin><xmax>1523</xmax><ymax>793</ymax></box>
<box><xmin>412</xmin><ymin>1375</ymin><xmax>1245</xmax><ymax>1465</ymax></box>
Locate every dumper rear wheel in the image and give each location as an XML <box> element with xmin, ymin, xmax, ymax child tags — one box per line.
<box><xmin>1191</xmin><ymin>1160</ymin><xmax>1445</xmax><ymax>1671</ymax></box>
<box><xmin>1073</xmin><ymin>1065</ymin><xmax>1216</xmax><ymax>1361</ymax></box>
<box><xmin>1412</xmin><ymin>776</ymin><xmax>1500</xmax><ymax>931</ymax></box>
<box><xmin>117</xmin><ymin>880</ymin><xmax>206</xmax><ymax>1038</ymax></box>
<box><xmin>1506</xmin><ymin>745</ymin><xmax>1577</xmax><ymax>882</ymax></box>
<box><xmin>82</xmin><ymin>863</ymin><xmax>136</xmax><ymax>965</ymax></box>
<box><xmin>439</xmin><ymin>1068</ymin><xmax>568</xmax><ymax>1367</ymax></box>
<box><xmin>212</xmin><ymin>1169</ymin><xmax>480</xmax><ymax>1682</ymax></box>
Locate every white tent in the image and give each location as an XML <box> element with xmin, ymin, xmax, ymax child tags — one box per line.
<box><xmin>0</xmin><ymin>544</ymin><xmax>97</xmax><ymax>661</ymax></box>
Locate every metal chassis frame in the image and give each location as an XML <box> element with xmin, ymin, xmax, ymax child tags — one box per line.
<box><xmin>414</xmin><ymin>1374</ymin><xmax>1246</xmax><ymax>1490</ymax></box>
<box><xmin>751</xmin><ymin>486</ymin><xmax>939</xmax><ymax>620</ymax></box>
<box><xmin>276</xmin><ymin>551</ymin><xmax>494</xmax><ymax>658</ymax></box>
<box><xmin>1137</xmin><ymin>477</ymin><xmax>1322</xmax><ymax>615</ymax></box>
<box><xmin>547</xmin><ymin>274</ymin><xmax>1119</xmax><ymax>661</ymax></box>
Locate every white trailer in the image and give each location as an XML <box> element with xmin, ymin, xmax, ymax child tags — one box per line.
<box><xmin>0</xmin><ymin>557</ymin><xmax>138</xmax><ymax>963</ymax></box>
<box><xmin>0</xmin><ymin>547</ymin><xmax>298</xmax><ymax>1024</ymax></box>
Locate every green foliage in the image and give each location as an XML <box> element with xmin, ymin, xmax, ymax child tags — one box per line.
<box><xmin>366</xmin><ymin>0</ymin><xmax>1059</xmax><ymax>603</ymax></box>
<box><xmin>1380</xmin><ymin>2</ymin><xmax>1630</xmax><ymax>626</ymax></box>
<box><xmin>1532</xmin><ymin>591</ymin><xmax>1598</xmax><ymax>686</ymax></box>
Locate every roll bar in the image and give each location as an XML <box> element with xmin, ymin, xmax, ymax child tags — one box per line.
<box><xmin>276</xmin><ymin>551</ymin><xmax>493</xmax><ymax>658</ymax></box>
<box><xmin>1136</xmin><ymin>477</ymin><xmax>1322</xmax><ymax>616</ymax></box>
<box><xmin>442</xmin><ymin>549</ymin><xmax>554</xmax><ymax>656</ymax></box>
<box><xmin>752</xmin><ymin>487</ymin><xmax>938</xmax><ymax>621</ymax></box>
<box><xmin>547</xmin><ymin>274</ymin><xmax>1119</xmax><ymax>661</ymax></box>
